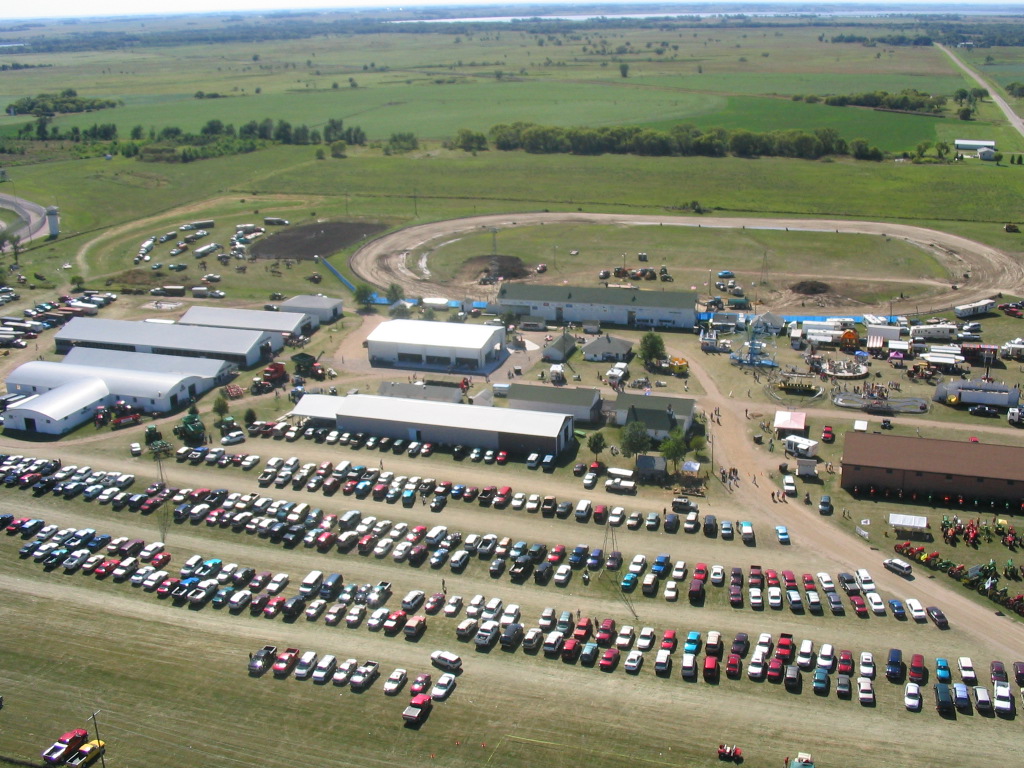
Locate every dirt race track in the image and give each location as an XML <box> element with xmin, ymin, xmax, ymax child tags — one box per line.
<box><xmin>350</xmin><ymin>212</ymin><xmax>1024</xmax><ymax>313</ymax></box>
<box><xmin>252</xmin><ymin>220</ymin><xmax>388</xmax><ymax>261</ymax></box>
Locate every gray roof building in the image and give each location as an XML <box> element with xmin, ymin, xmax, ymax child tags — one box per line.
<box><xmin>179</xmin><ymin>305</ymin><xmax>317</xmax><ymax>336</ymax></box>
<box><xmin>581</xmin><ymin>335</ymin><xmax>633</xmax><ymax>362</ymax></box>
<box><xmin>280</xmin><ymin>294</ymin><xmax>343</xmax><ymax>324</ymax></box>
<box><xmin>378</xmin><ymin>380</ymin><xmax>463</xmax><ymax>403</ymax></box>
<box><xmin>542</xmin><ymin>333</ymin><xmax>576</xmax><ymax>362</ymax></box>
<box><xmin>497</xmin><ymin>283</ymin><xmax>697</xmax><ymax>330</ymax></box>
<box><xmin>507</xmin><ymin>383</ymin><xmax>602</xmax><ymax>423</ymax></box>
<box><xmin>54</xmin><ymin>317</ymin><xmax>280</xmax><ymax>367</ymax></box>
<box><xmin>614</xmin><ymin>392</ymin><xmax>696</xmax><ymax>440</ymax></box>
<box><xmin>64</xmin><ymin>347</ymin><xmax>232</xmax><ymax>380</ymax></box>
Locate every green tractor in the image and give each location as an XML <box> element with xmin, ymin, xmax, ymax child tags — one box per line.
<box><xmin>173</xmin><ymin>413</ymin><xmax>206</xmax><ymax>447</ymax></box>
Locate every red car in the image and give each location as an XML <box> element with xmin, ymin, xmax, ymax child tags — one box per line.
<box><xmin>156</xmin><ymin>578</ymin><xmax>179</xmax><ymax>597</ymax></box>
<box><xmin>781</xmin><ymin>571</ymin><xmax>797</xmax><ymax>589</ymax></box>
<box><xmin>463</xmin><ymin>487</ymin><xmax>479</xmax><ymax>502</ymax></box>
<box><xmin>316</xmin><ymin>531</ymin><xmax>338</xmax><ymax>552</ymax></box>
<box><xmin>562</xmin><ymin>638</ymin><xmax>581</xmax><ymax>662</ymax></box>
<box><xmin>764</xmin><ymin>569</ymin><xmax>780</xmax><ymax>587</ymax></box>
<box><xmin>424</xmin><ymin>593</ymin><xmax>445</xmax><ymax>614</ymax></box>
<box><xmin>342</xmin><ymin>480</ymin><xmax>359</xmax><ymax>495</ymax></box>
<box><xmin>272</xmin><ymin>648</ymin><xmax>300</xmax><ymax>677</ymax></box>
<box><xmin>5</xmin><ymin>517</ymin><xmax>28</xmax><ymax>534</ymax></box>
<box><xmin>596</xmin><ymin>618</ymin><xmax>616</xmax><ymax>646</ymax></box>
<box><xmin>802</xmin><ymin>573</ymin><xmax>816</xmax><ymax>590</ymax></box>
<box><xmin>748</xmin><ymin>565</ymin><xmax>763</xmax><ymax>588</ymax></box>
<box><xmin>908</xmin><ymin>654</ymin><xmax>926</xmax><ymax>683</ymax></box>
<box><xmin>410</xmin><ymin>673</ymin><xmax>432</xmax><ymax>694</ymax></box>
<box><xmin>263</xmin><ymin>596</ymin><xmax>286</xmax><ymax>618</ymax></box>
<box><xmin>726</xmin><ymin>654</ymin><xmax>742</xmax><ymax>679</ymax></box>
<box><xmin>729</xmin><ymin>585</ymin><xmax>744</xmax><ymax>607</ymax></box>
<box><xmin>766</xmin><ymin>658</ymin><xmax>784</xmax><ymax>683</ymax></box>
<box><xmin>420</xmin><ymin>443</ymin><xmax>434</xmax><ymax>457</ymax></box>
<box><xmin>661</xmin><ymin>630</ymin><xmax>678</xmax><ymax>651</ymax></box>
<box><xmin>249</xmin><ymin>571</ymin><xmax>271</xmax><ymax>592</ymax></box>
<box><xmin>548</xmin><ymin>544</ymin><xmax>567</xmax><ymax>564</ymax></box>
<box><xmin>496</xmin><ymin>451</ymin><xmax>508</xmax><ymax>464</ymax></box>
<box><xmin>383</xmin><ymin>610</ymin><xmax>408</xmax><ymax>633</ymax></box>
<box><xmin>849</xmin><ymin>594</ymin><xmax>868</xmax><ymax>617</ymax></box>
<box><xmin>494</xmin><ymin>486</ymin><xmax>513</xmax><ymax>507</ymax></box>
<box><xmin>694</xmin><ymin>563</ymin><xmax>708</xmax><ymax>582</ymax></box>
<box><xmin>822</xmin><ymin>426</ymin><xmax>835</xmax><ymax>443</ymax></box>
<box><xmin>42</xmin><ymin>729</ymin><xmax>89</xmax><ymax>765</ymax></box>
<box><xmin>151</xmin><ymin>552</ymin><xmax>172</xmax><ymax>569</ymax></box>
<box><xmin>599</xmin><ymin>648</ymin><xmax>620</xmax><ymax>671</ymax></box>
<box><xmin>573</xmin><ymin>617</ymin><xmax>593</xmax><ymax>642</ymax></box>
<box><xmin>94</xmin><ymin>559</ymin><xmax>120</xmax><ymax>578</ymax></box>
<box><xmin>406</xmin><ymin>525</ymin><xmax>427</xmax><ymax>543</ymax></box>
<box><xmin>837</xmin><ymin>650</ymin><xmax>854</xmax><ymax>675</ymax></box>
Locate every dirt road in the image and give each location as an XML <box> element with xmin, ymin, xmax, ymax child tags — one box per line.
<box><xmin>939</xmin><ymin>44</ymin><xmax>1024</xmax><ymax>140</ymax></box>
<box><xmin>349</xmin><ymin>212</ymin><xmax>1022</xmax><ymax>313</ymax></box>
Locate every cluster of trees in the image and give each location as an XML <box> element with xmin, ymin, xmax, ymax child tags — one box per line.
<box><xmin>385</xmin><ymin>132</ymin><xmax>419</xmax><ymax>154</ymax></box>
<box><xmin>1005</xmin><ymin>83</ymin><xmax>1024</xmax><ymax>98</ymax></box>
<box><xmin>831</xmin><ymin>33</ymin><xmax>932</xmax><ymax>46</ymax></box>
<box><xmin>466</xmin><ymin>121</ymin><xmax>881</xmax><ymax>161</ymax></box>
<box><xmin>6</xmin><ymin>88</ymin><xmax>118</xmax><ymax>116</ymax></box>
<box><xmin>16</xmin><ymin>117</ymin><xmax>117</xmax><ymax>141</ymax></box>
<box><xmin>0</xmin><ymin>62</ymin><xmax>50</xmax><ymax>71</ymax></box>
<box><xmin>819</xmin><ymin>88</ymin><xmax>946</xmax><ymax>113</ymax></box>
<box><xmin>322</xmin><ymin>119</ymin><xmax>366</xmax><ymax>146</ymax></box>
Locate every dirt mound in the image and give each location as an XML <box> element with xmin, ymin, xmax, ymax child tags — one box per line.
<box><xmin>465</xmin><ymin>254</ymin><xmax>530</xmax><ymax>284</ymax></box>
<box><xmin>251</xmin><ymin>221</ymin><xmax>387</xmax><ymax>261</ymax></box>
<box><xmin>790</xmin><ymin>280</ymin><xmax>830</xmax><ymax>295</ymax></box>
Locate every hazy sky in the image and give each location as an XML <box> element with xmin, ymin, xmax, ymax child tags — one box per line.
<box><xmin>2</xmin><ymin>1</ymin><xmax>976</xmax><ymax>22</ymax></box>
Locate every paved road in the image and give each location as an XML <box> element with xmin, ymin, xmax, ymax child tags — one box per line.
<box><xmin>938</xmin><ymin>44</ymin><xmax>1024</xmax><ymax>140</ymax></box>
<box><xmin>0</xmin><ymin>190</ymin><xmax>48</xmax><ymax>244</ymax></box>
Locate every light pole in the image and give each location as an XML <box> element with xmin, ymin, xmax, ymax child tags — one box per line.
<box><xmin>89</xmin><ymin>711</ymin><xmax>107</xmax><ymax>768</ymax></box>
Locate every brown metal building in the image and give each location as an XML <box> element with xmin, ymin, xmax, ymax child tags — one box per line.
<box><xmin>841</xmin><ymin>432</ymin><xmax>1024</xmax><ymax>502</ymax></box>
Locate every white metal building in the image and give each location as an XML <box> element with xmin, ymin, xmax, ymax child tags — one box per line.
<box><xmin>280</xmin><ymin>294</ymin><xmax>343</xmax><ymax>324</ymax></box>
<box><xmin>3</xmin><ymin>351</ymin><xmax>229</xmax><ymax>435</ymax></box>
<box><xmin>54</xmin><ymin>317</ymin><xmax>281</xmax><ymax>367</ymax></box>
<box><xmin>507</xmin><ymin>383</ymin><xmax>602</xmax><ymax>423</ymax></box>
<box><xmin>291</xmin><ymin>393</ymin><xmax>574</xmax><ymax>456</ymax></box>
<box><xmin>179</xmin><ymin>305</ymin><xmax>318</xmax><ymax>337</ymax></box>
<box><xmin>497</xmin><ymin>284</ymin><xmax>698</xmax><ymax>330</ymax></box>
<box><xmin>366</xmin><ymin>319</ymin><xmax>507</xmax><ymax>372</ymax></box>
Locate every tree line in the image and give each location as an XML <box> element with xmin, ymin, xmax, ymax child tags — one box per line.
<box><xmin>453</xmin><ymin>121</ymin><xmax>883</xmax><ymax>161</ymax></box>
<box><xmin>814</xmin><ymin>88</ymin><xmax>946</xmax><ymax>113</ymax></box>
<box><xmin>6</xmin><ymin>88</ymin><xmax>118</xmax><ymax>116</ymax></box>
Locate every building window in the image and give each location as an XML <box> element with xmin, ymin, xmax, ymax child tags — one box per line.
<box><xmin>915</xmin><ymin>471</ymin><xmax>922</xmax><ymax>477</ymax></box>
<box><xmin>886</xmin><ymin>468</ymin><xmax>893</xmax><ymax>474</ymax></box>
<box><xmin>945</xmin><ymin>474</ymin><xmax>953</xmax><ymax>480</ymax></box>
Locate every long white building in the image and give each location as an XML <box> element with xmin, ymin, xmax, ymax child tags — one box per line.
<box><xmin>497</xmin><ymin>284</ymin><xmax>698</xmax><ymax>330</ymax></box>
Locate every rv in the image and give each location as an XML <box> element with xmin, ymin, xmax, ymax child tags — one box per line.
<box><xmin>954</xmin><ymin>299</ymin><xmax>995</xmax><ymax>319</ymax></box>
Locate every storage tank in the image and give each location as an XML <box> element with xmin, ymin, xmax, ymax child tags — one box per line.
<box><xmin>46</xmin><ymin>206</ymin><xmax>60</xmax><ymax>237</ymax></box>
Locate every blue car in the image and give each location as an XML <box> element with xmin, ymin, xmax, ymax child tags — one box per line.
<box><xmin>450</xmin><ymin>484</ymin><xmax>465</xmax><ymax>499</ymax></box>
<box><xmin>775</xmin><ymin>525</ymin><xmax>790</xmax><ymax>544</ymax></box>
<box><xmin>587</xmin><ymin>548</ymin><xmax>604</xmax><ymax>570</ymax></box>
<box><xmin>935</xmin><ymin>657</ymin><xmax>952</xmax><ymax>683</ymax></box>
<box><xmin>569</xmin><ymin>545</ymin><xmax>589</xmax><ymax>567</ymax></box>
<box><xmin>651</xmin><ymin>554</ymin><xmax>672</xmax><ymax>578</ymax></box>
<box><xmin>684</xmin><ymin>630</ymin><xmax>702</xmax><ymax>654</ymax></box>
<box><xmin>888</xmin><ymin>599</ymin><xmax>907</xmax><ymax>620</ymax></box>
<box><xmin>621</xmin><ymin>573</ymin><xmax>638</xmax><ymax>591</ymax></box>
<box><xmin>718</xmin><ymin>270</ymin><xmax>734</xmax><ymax>278</ymax></box>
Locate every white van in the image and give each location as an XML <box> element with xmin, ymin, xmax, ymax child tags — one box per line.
<box><xmin>426</xmin><ymin>525</ymin><xmax>448</xmax><ymax>547</ymax></box>
<box><xmin>654</xmin><ymin>649</ymin><xmax>673</xmax><ymax>675</ymax></box>
<box><xmin>574</xmin><ymin>499</ymin><xmax>593</xmax><ymax>517</ymax></box>
<box><xmin>543</xmin><ymin>630</ymin><xmax>564</xmax><ymax>654</ymax></box>
<box><xmin>797</xmin><ymin>639</ymin><xmax>815</xmax><ymax>669</ymax></box>
<box><xmin>883</xmin><ymin>558</ymin><xmax>913</xmax><ymax>577</ymax></box>
<box><xmin>299</xmin><ymin>570</ymin><xmax>324</xmax><ymax>597</ymax></box>
<box><xmin>526</xmin><ymin>453</ymin><xmax>541</xmax><ymax>469</ymax></box>
<box><xmin>684</xmin><ymin>511</ymin><xmax>700</xmax><ymax>533</ymax></box>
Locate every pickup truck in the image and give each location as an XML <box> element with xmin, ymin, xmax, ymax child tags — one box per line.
<box><xmin>774</xmin><ymin>633</ymin><xmax>795</xmax><ymax>664</ymax></box>
<box><xmin>249</xmin><ymin>645</ymin><xmax>278</xmax><ymax>675</ymax></box>
<box><xmin>740</xmin><ymin>521</ymin><xmax>755</xmax><ymax>543</ymax></box>
<box><xmin>272</xmin><ymin>647</ymin><xmax>301</xmax><ymax>677</ymax></box>
<box><xmin>402</xmin><ymin>693</ymin><xmax>433</xmax><ymax>724</ymax></box>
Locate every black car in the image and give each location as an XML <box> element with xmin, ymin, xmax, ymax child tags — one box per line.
<box><xmin>927</xmin><ymin>606</ymin><xmax>949</xmax><ymax>629</ymax></box>
<box><xmin>968</xmin><ymin>405</ymin><xmax>999</xmax><ymax>417</ymax></box>
<box><xmin>489</xmin><ymin>558</ymin><xmax>506</xmax><ymax>577</ymax></box>
<box><xmin>555</xmin><ymin>501</ymin><xmax>573</xmax><ymax>519</ymax></box>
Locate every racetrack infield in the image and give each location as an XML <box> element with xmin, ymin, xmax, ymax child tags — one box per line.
<box><xmin>251</xmin><ymin>221</ymin><xmax>387</xmax><ymax>261</ymax></box>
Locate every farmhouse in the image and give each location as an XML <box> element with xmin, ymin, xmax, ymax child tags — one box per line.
<box><xmin>507</xmin><ymin>383</ymin><xmax>602</xmax><ymax>423</ymax></box>
<box><xmin>840</xmin><ymin>432</ymin><xmax>1024</xmax><ymax>503</ymax></box>
<box><xmin>280</xmin><ymin>294</ymin><xmax>343</xmax><ymax>324</ymax></box>
<box><xmin>179</xmin><ymin>305</ymin><xmax>318</xmax><ymax>337</ymax></box>
<box><xmin>541</xmin><ymin>334</ymin><xmax>576</xmax><ymax>363</ymax></box>
<box><xmin>366</xmin><ymin>319</ymin><xmax>507</xmax><ymax>372</ymax></box>
<box><xmin>497</xmin><ymin>284</ymin><xmax>698</xmax><ymax>330</ymax></box>
<box><xmin>614</xmin><ymin>392</ymin><xmax>695</xmax><ymax>440</ymax></box>
<box><xmin>3</xmin><ymin>351</ymin><xmax>229</xmax><ymax>435</ymax></box>
<box><xmin>978</xmin><ymin>147</ymin><xmax>997</xmax><ymax>161</ymax></box>
<box><xmin>290</xmin><ymin>393</ymin><xmax>574</xmax><ymax>456</ymax></box>
<box><xmin>54</xmin><ymin>317</ymin><xmax>280</xmax><ymax>367</ymax></box>
<box><xmin>581</xmin><ymin>335</ymin><xmax>633</xmax><ymax>362</ymax></box>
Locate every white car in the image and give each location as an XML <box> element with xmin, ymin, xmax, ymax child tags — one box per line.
<box><xmin>747</xmin><ymin>651</ymin><xmax>767</xmax><ymax>680</ymax></box>
<box><xmin>305</xmin><ymin>599</ymin><xmax>327</xmax><ymax>621</ymax></box>
<box><xmin>749</xmin><ymin>587</ymin><xmax>763</xmax><ymax>609</ymax></box>
<box><xmin>326</xmin><ymin>430</ymin><xmax>340</xmax><ymax>444</ymax></box>
<box><xmin>129</xmin><ymin>442</ymin><xmax>142</xmax><ymax>456</ymax></box>
<box><xmin>582</xmin><ymin>472</ymin><xmax>598</xmax><ymax>489</ymax></box>
<box><xmin>664</xmin><ymin>580</ymin><xmax>678</xmax><ymax>601</ymax></box>
<box><xmin>767</xmin><ymin>586</ymin><xmax>783</xmax><ymax>609</ymax></box>
<box><xmin>499</xmin><ymin>603</ymin><xmax>521</xmax><ymax>627</ymax></box>
<box><xmin>383</xmin><ymin>668</ymin><xmax>407</xmax><ymax>695</ymax></box>
<box><xmin>525</xmin><ymin>494</ymin><xmax>541</xmax><ymax>512</ymax></box>
<box><xmin>538</xmin><ymin>607</ymin><xmax>556</xmax><ymax>630</ymax></box>
<box><xmin>267</xmin><ymin>573</ymin><xmax>289</xmax><ymax>595</ymax></box>
<box><xmin>228</xmin><ymin>589</ymin><xmax>252</xmax><ymax>610</ymax></box>
<box><xmin>855</xmin><ymin>568</ymin><xmax>876</xmax><ymax>592</ymax></box>
<box><xmin>782</xmin><ymin>475</ymin><xmax>797</xmax><ymax>496</ymax></box>
<box><xmin>628</xmin><ymin>554</ymin><xmax>647</xmax><ymax>574</ymax></box>
<box><xmin>958</xmin><ymin>657</ymin><xmax>977</xmax><ymax>684</ymax></box>
<box><xmin>140</xmin><ymin>541</ymin><xmax>165</xmax><ymax>561</ymax></box>
<box><xmin>431</xmin><ymin>673</ymin><xmax>457</xmax><ymax>700</ymax></box>
<box><xmin>906</xmin><ymin>598</ymin><xmax>927</xmax><ymax>621</ymax></box>
<box><xmin>511</xmin><ymin>492</ymin><xmax>527</xmax><ymax>509</ymax></box>
<box><xmin>608</xmin><ymin>507</ymin><xmax>625</xmax><ymax>526</ymax></box>
<box><xmin>637</xmin><ymin>626</ymin><xmax>657</xmax><ymax>651</ymax></box>
<box><xmin>130</xmin><ymin>565</ymin><xmax>155</xmax><ymax>587</ymax></box>
<box><xmin>816</xmin><ymin>572</ymin><xmax>836</xmax><ymax>592</ymax></box>
<box><xmin>994</xmin><ymin>681</ymin><xmax>1014</xmax><ymax>714</ymax></box>
<box><xmin>624</xmin><ymin>650</ymin><xmax>644</xmax><ymax>673</ymax></box>
<box><xmin>865</xmin><ymin>592</ymin><xmax>886</xmax><ymax>615</ymax></box>
<box><xmin>817</xmin><ymin>644</ymin><xmax>835</xmax><ymax>671</ymax></box>
<box><xmin>904</xmin><ymin>682</ymin><xmax>921</xmax><ymax>710</ymax></box>
<box><xmin>710</xmin><ymin>565</ymin><xmax>725</xmax><ymax>585</ymax></box>
<box><xmin>797</xmin><ymin>641</ymin><xmax>815</xmax><ymax>670</ymax></box>
<box><xmin>857</xmin><ymin>676</ymin><xmax>875</xmax><ymax>705</ymax></box>
<box><xmin>443</xmin><ymin>595</ymin><xmax>463</xmax><ymax>617</ymax></box>
<box><xmin>615</xmin><ymin>625</ymin><xmax>635</xmax><ymax>650</ymax></box>
<box><xmin>98</xmin><ymin>487</ymin><xmax>119</xmax><ymax>504</ymax></box>
<box><xmin>554</xmin><ymin>564</ymin><xmax>573</xmax><ymax>586</ymax></box>
<box><xmin>392</xmin><ymin>541</ymin><xmax>412</xmax><ymax>562</ymax></box>
<box><xmin>345</xmin><ymin>605</ymin><xmax>366</xmax><ymax>627</ymax></box>
<box><xmin>332</xmin><ymin>658</ymin><xmax>358</xmax><ymax>686</ymax></box>
<box><xmin>373</xmin><ymin>538</ymin><xmax>394</xmax><ymax>558</ymax></box>
<box><xmin>467</xmin><ymin>594</ymin><xmax>487</xmax><ymax>619</ymax></box>
<box><xmin>671</xmin><ymin>560</ymin><xmax>688</xmax><ymax>580</ymax></box>
<box><xmin>859</xmin><ymin>652</ymin><xmax>875</xmax><ymax>679</ymax></box>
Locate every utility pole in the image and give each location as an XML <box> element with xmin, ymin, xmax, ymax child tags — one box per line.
<box><xmin>89</xmin><ymin>711</ymin><xmax>107</xmax><ymax>768</ymax></box>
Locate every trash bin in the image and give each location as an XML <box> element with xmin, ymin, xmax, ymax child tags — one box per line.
<box><xmin>753</xmin><ymin>434</ymin><xmax>763</xmax><ymax>445</ymax></box>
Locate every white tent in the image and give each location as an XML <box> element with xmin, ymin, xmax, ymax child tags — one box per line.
<box><xmin>888</xmin><ymin>513</ymin><xmax>928</xmax><ymax>531</ymax></box>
